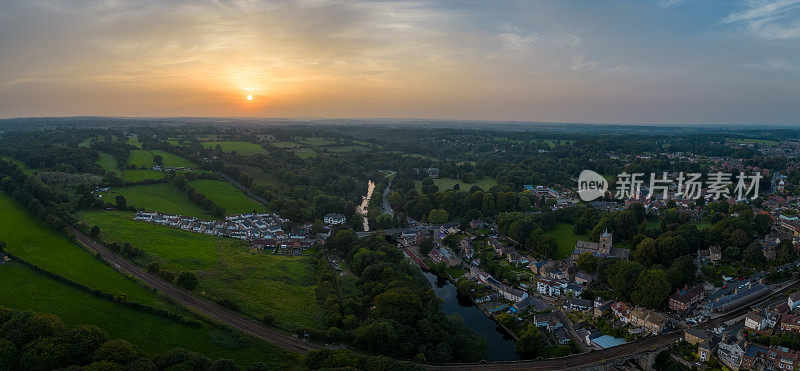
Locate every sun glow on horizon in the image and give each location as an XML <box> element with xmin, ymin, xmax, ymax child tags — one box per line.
<box><xmin>246</xmin><ymin>94</ymin><xmax>253</xmax><ymax>101</ymax></box>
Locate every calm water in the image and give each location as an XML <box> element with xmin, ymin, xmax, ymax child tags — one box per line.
<box><xmin>423</xmin><ymin>272</ymin><xmax>520</xmax><ymax>362</ymax></box>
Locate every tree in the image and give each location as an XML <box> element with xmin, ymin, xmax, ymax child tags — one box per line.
<box><xmin>428</xmin><ymin>209</ymin><xmax>449</xmax><ymax>224</ymax></box>
<box><xmin>90</xmin><ymin>226</ymin><xmax>100</xmax><ymax>239</ymax></box>
<box><xmin>576</xmin><ymin>252</ymin><xmax>598</xmax><ymax>272</ymax></box>
<box><xmin>115</xmin><ymin>195</ymin><xmax>126</xmax><ymax>209</ymax></box>
<box><xmin>631</xmin><ymin>269</ymin><xmax>671</xmax><ymax>308</ymax></box>
<box><xmin>93</xmin><ymin>339</ymin><xmax>144</xmax><ymax>364</ymax></box>
<box><xmin>753</xmin><ymin>214</ymin><xmax>773</xmax><ymax>235</ymax></box>
<box><xmin>633</xmin><ymin>238</ymin><xmax>658</xmax><ymax>266</ymax></box>
<box><xmin>607</xmin><ymin>260</ymin><xmax>645</xmax><ymax>300</ymax></box>
<box><xmin>418</xmin><ymin>238</ymin><xmax>434</xmax><ymax>256</ymax></box>
<box><xmin>516</xmin><ymin>324</ymin><xmax>544</xmax><ymax>359</ymax></box>
<box><xmin>153</xmin><ymin>155</ymin><xmax>164</xmax><ymax>167</ymax></box>
<box><xmin>176</xmin><ymin>271</ymin><xmax>199</xmax><ymax>290</ymax></box>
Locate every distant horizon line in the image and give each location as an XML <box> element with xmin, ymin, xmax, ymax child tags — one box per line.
<box><xmin>2</xmin><ymin>115</ymin><xmax>799</xmax><ymax>128</ymax></box>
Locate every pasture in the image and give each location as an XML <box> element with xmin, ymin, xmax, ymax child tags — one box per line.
<box><xmin>0</xmin><ymin>263</ymin><xmax>295</xmax><ymax>366</ymax></box>
<box><xmin>152</xmin><ymin>150</ymin><xmax>196</xmax><ymax>168</ymax></box>
<box><xmin>202</xmin><ymin>141</ymin><xmax>266</xmax><ymax>155</ymax></box>
<box><xmin>122</xmin><ymin>169</ymin><xmax>166</xmax><ymax>182</ymax></box>
<box><xmin>188</xmin><ymin>179</ymin><xmax>265</xmax><ymax>214</ymax></box>
<box><xmin>127</xmin><ymin>150</ymin><xmax>155</xmax><ymax>168</ymax></box>
<box><xmin>414</xmin><ymin>176</ymin><xmax>498</xmax><ymax>192</ymax></box>
<box><xmin>82</xmin><ymin>211</ymin><xmax>322</xmax><ymax>330</ymax></box>
<box><xmin>100</xmin><ymin>183</ymin><xmax>209</xmax><ymax>218</ymax></box>
<box><xmin>96</xmin><ymin>152</ymin><xmax>121</xmax><ymax>175</ymax></box>
<box><xmin>0</xmin><ymin>191</ymin><xmax>158</xmax><ymax>304</ymax></box>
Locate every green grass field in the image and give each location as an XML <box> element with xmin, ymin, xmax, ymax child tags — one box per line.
<box><xmin>0</xmin><ymin>263</ymin><xmax>295</xmax><ymax>366</ymax></box>
<box><xmin>414</xmin><ymin>177</ymin><xmax>498</xmax><ymax>192</ymax></box>
<box><xmin>728</xmin><ymin>138</ymin><xmax>779</xmax><ymax>146</ymax></box>
<box><xmin>296</xmin><ymin>137</ymin><xmax>335</xmax><ymax>146</ymax></box>
<box><xmin>81</xmin><ymin>211</ymin><xmax>322</xmax><ymax>330</ymax></box>
<box><xmin>323</xmin><ymin>145</ymin><xmax>370</xmax><ymax>153</ymax></box>
<box><xmin>1</xmin><ymin>155</ymin><xmax>34</xmax><ymax>174</ymax></box>
<box><xmin>151</xmin><ymin>150</ymin><xmax>196</xmax><ymax>168</ymax></box>
<box><xmin>100</xmin><ymin>183</ymin><xmax>209</xmax><ymax>218</ymax></box>
<box><xmin>127</xmin><ymin>150</ymin><xmax>155</xmax><ymax>168</ymax></box>
<box><xmin>201</xmin><ymin>141</ymin><xmax>266</xmax><ymax>155</ymax></box>
<box><xmin>122</xmin><ymin>169</ymin><xmax>166</xmax><ymax>182</ymax></box>
<box><xmin>188</xmin><ymin>179</ymin><xmax>264</xmax><ymax>214</ymax></box>
<box><xmin>270</xmin><ymin>141</ymin><xmax>301</xmax><ymax>149</ymax></box>
<box><xmin>294</xmin><ymin>148</ymin><xmax>317</xmax><ymax>158</ymax></box>
<box><xmin>548</xmin><ymin>223</ymin><xmax>588</xmax><ymax>259</ymax></box>
<box><xmin>96</xmin><ymin>152</ymin><xmax>121</xmax><ymax>175</ymax></box>
<box><xmin>0</xmin><ymin>192</ymin><xmax>158</xmax><ymax>304</ymax></box>
<box><xmin>126</xmin><ymin>136</ymin><xmax>143</xmax><ymax>148</ymax></box>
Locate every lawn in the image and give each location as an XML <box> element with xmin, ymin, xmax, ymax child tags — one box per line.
<box><xmin>1</xmin><ymin>155</ymin><xmax>34</xmax><ymax>174</ymax></box>
<box><xmin>81</xmin><ymin>211</ymin><xmax>322</xmax><ymax>330</ymax></box>
<box><xmin>202</xmin><ymin>141</ymin><xmax>266</xmax><ymax>155</ymax></box>
<box><xmin>152</xmin><ymin>150</ymin><xmax>196</xmax><ymax>168</ymax></box>
<box><xmin>414</xmin><ymin>177</ymin><xmax>498</xmax><ymax>192</ymax></box>
<box><xmin>294</xmin><ymin>148</ymin><xmax>317</xmax><ymax>159</ymax></box>
<box><xmin>96</xmin><ymin>152</ymin><xmax>121</xmax><ymax>175</ymax></box>
<box><xmin>126</xmin><ymin>136</ymin><xmax>143</xmax><ymax>148</ymax></box>
<box><xmin>127</xmin><ymin>149</ymin><xmax>155</xmax><ymax>168</ymax></box>
<box><xmin>188</xmin><ymin>179</ymin><xmax>265</xmax><ymax>214</ymax></box>
<box><xmin>100</xmin><ymin>183</ymin><xmax>209</xmax><ymax>218</ymax></box>
<box><xmin>297</xmin><ymin>137</ymin><xmax>335</xmax><ymax>146</ymax></box>
<box><xmin>0</xmin><ymin>263</ymin><xmax>296</xmax><ymax>367</ymax></box>
<box><xmin>323</xmin><ymin>145</ymin><xmax>370</xmax><ymax>153</ymax></box>
<box><xmin>548</xmin><ymin>223</ymin><xmax>588</xmax><ymax>259</ymax></box>
<box><xmin>0</xmin><ymin>191</ymin><xmax>158</xmax><ymax>304</ymax></box>
<box><xmin>270</xmin><ymin>141</ymin><xmax>301</xmax><ymax>149</ymax></box>
<box><xmin>122</xmin><ymin>169</ymin><xmax>166</xmax><ymax>182</ymax></box>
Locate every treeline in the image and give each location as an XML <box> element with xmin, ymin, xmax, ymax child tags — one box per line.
<box><xmin>318</xmin><ymin>230</ymin><xmax>488</xmax><ymax>363</ymax></box>
<box><xmin>0</xmin><ymin>307</ymin><xmax>282</xmax><ymax>370</ymax></box>
<box><xmin>0</xmin><ymin>160</ymin><xmax>75</xmax><ymax>232</ymax></box>
<box><xmin>172</xmin><ymin>173</ymin><xmax>225</xmax><ymax>218</ymax></box>
<box><xmin>0</xmin><ymin>245</ymin><xmax>200</xmax><ymax>328</ymax></box>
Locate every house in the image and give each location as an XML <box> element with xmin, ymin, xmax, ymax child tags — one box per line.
<box><xmin>710</xmin><ymin>246</ymin><xmax>722</xmax><ymax>261</ymax></box>
<box><xmin>717</xmin><ymin>336</ymin><xmax>746</xmax><ymax>369</ymax></box>
<box><xmin>554</xmin><ymin>327</ymin><xmax>571</xmax><ymax>345</ymax></box>
<box><xmin>745</xmin><ymin>311</ymin><xmax>768</xmax><ymax>331</ymax></box>
<box><xmin>323</xmin><ymin>213</ymin><xmax>346</xmax><ymax>225</ymax></box>
<box><xmin>668</xmin><ymin>285</ymin><xmax>705</xmax><ymax>312</ymax></box>
<box><xmin>537</xmin><ymin>279</ymin><xmax>566</xmax><ymax>297</ymax></box>
<box><xmin>593</xmin><ymin>298</ymin><xmax>612</xmax><ymax>318</ymax></box>
<box><xmin>574</xmin><ymin>272</ymin><xmax>594</xmax><ymax>285</ymax></box>
<box><xmin>698</xmin><ymin>340</ymin><xmax>717</xmax><ymax>362</ymax></box>
<box><xmin>629</xmin><ymin>307</ymin><xmax>666</xmax><ymax>335</ymax></box>
<box><xmin>788</xmin><ymin>292</ymin><xmax>800</xmax><ymax>311</ymax></box>
<box><xmin>565</xmin><ymin>297</ymin><xmax>593</xmax><ymax>311</ymax></box>
<box><xmin>781</xmin><ymin>314</ymin><xmax>800</xmax><ymax>333</ymax></box>
<box><xmin>486</xmin><ymin>276</ymin><xmax>528</xmax><ymax>302</ymax></box>
<box><xmin>469</xmin><ymin>219</ymin><xmax>486</xmax><ymax>230</ymax></box>
<box><xmin>468</xmin><ymin>266</ymin><xmax>491</xmax><ymax>284</ymax></box>
<box><xmin>684</xmin><ymin>328</ymin><xmax>710</xmax><ymax>345</ymax></box>
<box><xmin>514</xmin><ymin>296</ymin><xmax>549</xmax><ymax>312</ymax></box>
<box><xmin>763</xmin><ymin>346</ymin><xmax>800</xmax><ymax>370</ymax></box>
<box><xmin>564</xmin><ymin>283</ymin><xmax>583</xmax><ymax>297</ymax></box>
<box><xmin>506</xmin><ymin>249</ymin><xmax>529</xmax><ymax>266</ymax></box>
<box><xmin>533</xmin><ymin>312</ymin><xmax>562</xmax><ymax>330</ymax></box>
<box><xmin>460</xmin><ymin>239</ymin><xmax>474</xmax><ymax>259</ymax></box>
<box><xmin>610</xmin><ymin>302</ymin><xmax>633</xmax><ymax>323</ymax></box>
<box><xmin>740</xmin><ymin>343</ymin><xmax>768</xmax><ymax>369</ymax></box>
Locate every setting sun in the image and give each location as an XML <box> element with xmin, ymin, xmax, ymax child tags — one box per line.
<box><xmin>246</xmin><ymin>95</ymin><xmax>253</xmax><ymax>101</ymax></box>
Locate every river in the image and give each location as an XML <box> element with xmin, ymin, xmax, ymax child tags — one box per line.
<box><xmin>357</xmin><ymin>180</ymin><xmax>375</xmax><ymax>231</ymax></box>
<box><xmin>422</xmin><ymin>272</ymin><xmax>520</xmax><ymax>362</ymax></box>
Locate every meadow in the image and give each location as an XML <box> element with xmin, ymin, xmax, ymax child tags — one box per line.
<box><xmin>0</xmin><ymin>191</ymin><xmax>158</xmax><ymax>304</ymax></box>
<box><xmin>151</xmin><ymin>149</ymin><xmax>197</xmax><ymax>168</ymax></box>
<box><xmin>81</xmin><ymin>211</ymin><xmax>323</xmax><ymax>330</ymax></box>
<box><xmin>270</xmin><ymin>141</ymin><xmax>301</xmax><ymax>149</ymax></box>
<box><xmin>188</xmin><ymin>179</ymin><xmax>265</xmax><ymax>214</ymax></box>
<box><xmin>100</xmin><ymin>183</ymin><xmax>209</xmax><ymax>218</ymax></box>
<box><xmin>548</xmin><ymin>222</ymin><xmax>589</xmax><ymax>259</ymax></box>
<box><xmin>127</xmin><ymin>149</ymin><xmax>155</xmax><ymax>168</ymax></box>
<box><xmin>122</xmin><ymin>169</ymin><xmax>166</xmax><ymax>182</ymax></box>
<box><xmin>96</xmin><ymin>152</ymin><xmax>121</xmax><ymax>175</ymax></box>
<box><xmin>296</xmin><ymin>137</ymin><xmax>335</xmax><ymax>146</ymax></box>
<box><xmin>414</xmin><ymin>176</ymin><xmax>498</xmax><ymax>192</ymax></box>
<box><xmin>201</xmin><ymin>141</ymin><xmax>266</xmax><ymax>155</ymax></box>
<box><xmin>126</xmin><ymin>136</ymin><xmax>143</xmax><ymax>148</ymax></box>
<box><xmin>294</xmin><ymin>148</ymin><xmax>317</xmax><ymax>158</ymax></box>
<box><xmin>0</xmin><ymin>263</ymin><xmax>295</xmax><ymax>366</ymax></box>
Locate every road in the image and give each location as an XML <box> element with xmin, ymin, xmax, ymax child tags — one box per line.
<box><xmin>67</xmin><ymin>226</ymin><xmax>320</xmax><ymax>353</ymax></box>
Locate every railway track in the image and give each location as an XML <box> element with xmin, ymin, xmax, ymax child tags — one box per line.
<box><xmin>67</xmin><ymin>226</ymin><xmax>320</xmax><ymax>353</ymax></box>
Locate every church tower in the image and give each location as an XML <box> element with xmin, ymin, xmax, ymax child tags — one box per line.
<box><xmin>600</xmin><ymin>229</ymin><xmax>613</xmax><ymax>254</ymax></box>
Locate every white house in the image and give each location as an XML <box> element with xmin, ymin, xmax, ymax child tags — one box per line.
<box><xmin>537</xmin><ymin>279</ymin><xmax>567</xmax><ymax>297</ymax></box>
<box><xmin>324</xmin><ymin>213</ymin><xmax>346</xmax><ymax>225</ymax></box>
<box><xmin>789</xmin><ymin>292</ymin><xmax>800</xmax><ymax>311</ymax></box>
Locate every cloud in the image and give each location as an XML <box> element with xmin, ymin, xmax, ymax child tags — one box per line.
<box><xmin>721</xmin><ymin>0</ymin><xmax>800</xmax><ymax>39</ymax></box>
<box><xmin>658</xmin><ymin>0</ymin><xmax>688</xmax><ymax>8</ymax></box>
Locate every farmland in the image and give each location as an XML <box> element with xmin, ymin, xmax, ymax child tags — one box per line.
<box><xmin>96</xmin><ymin>152</ymin><xmax>121</xmax><ymax>175</ymax></box>
<box><xmin>81</xmin><ymin>211</ymin><xmax>322</xmax><ymax>330</ymax></box>
<box><xmin>188</xmin><ymin>179</ymin><xmax>265</xmax><ymax>214</ymax></box>
<box><xmin>0</xmin><ymin>263</ymin><xmax>295</xmax><ymax>367</ymax></box>
<box><xmin>414</xmin><ymin>176</ymin><xmax>498</xmax><ymax>193</ymax></box>
<box><xmin>122</xmin><ymin>169</ymin><xmax>166</xmax><ymax>182</ymax></box>
<box><xmin>201</xmin><ymin>141</ymin><xmax>266</xmax><ymax>155</ymax></box>
<box><xmin>152</xmin><ymin>149</ymin><xmax>197</xmax><ymax>168</ymax></box>
<box><xmin>0</xmin><ymin>191</ymin><xmax>159</xmax><ymax>304</ymax></box>
<box><xmin>99</xmin><ymin>183</ymin><xmax>209</xmax><ymax>218</ymax></box>
<box><xmin>127</xmin><ymin>149</ymin><xmax>155</xmax><ymax>168</ymax></box>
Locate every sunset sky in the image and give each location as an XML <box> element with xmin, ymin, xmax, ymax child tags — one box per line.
<box><xmin>1</xmin><ymin>0</ymin><xmax>799</xmax><ymax>124</ymax></box>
